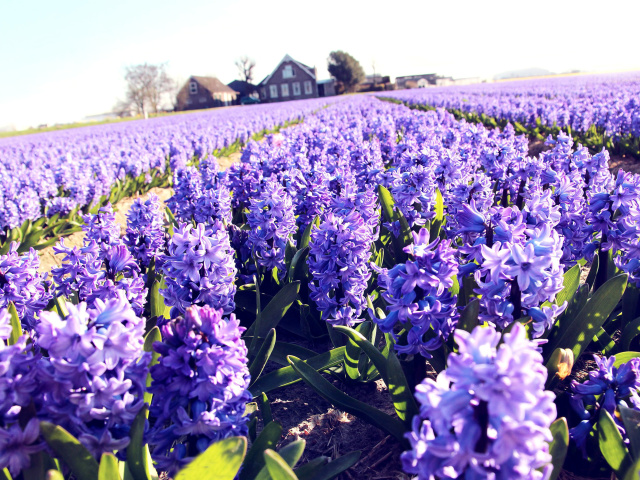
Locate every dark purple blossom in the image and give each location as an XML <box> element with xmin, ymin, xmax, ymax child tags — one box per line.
<box><xmin>123</xmin><ymin>193</ymin><xmax>166</xmax><ymax>268</ymax></box>
<box><xmin>308</xmin><ymin>209</ymin><xmax>374</xmax><ymax>327</ymax></box>
<box><xmin>148</xmin><ymin>305</ymin><xmax>251</xmax><ymax>476</ymax></box>
<box><xmin>375</xmin><ymin>230</ymin><xmax>459</xmax><ymax>357</ymax></box>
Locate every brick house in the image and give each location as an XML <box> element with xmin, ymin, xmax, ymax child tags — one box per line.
<box><xmin>258</xmin><ymin>54</ymin><xmax>318</xmax><ymax>103</ymax></box>
<box><xmin>176</xmin><ymin>76</ymin><xmax>238</xmax><ymax>111</ymax></box>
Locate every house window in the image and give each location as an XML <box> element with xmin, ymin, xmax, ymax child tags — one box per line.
<box><xmin>261</xmin><ymin>87</ymin><xmax>267</xmax><ymax>98</ymax></box>
<box><xmin>199</xmin><ymin>97</ymin><xmax>207</xmax><ymax>103</ymax></box>
<box><xmin>189</xmin><ymin>82</ymin><xmax>198</xmax><ymax>94</ymax></box>
<box><xmin>269</xmin><ymin>85</ymin><xmax>278</xmax><ymax>98</ymax></box>
<box><xmin>292</xmin><ymin>82</ymin><xmax>301</xmax><ymax>96</ymax></box>
<box><xmin>281</xmin><ymin>83</ymin><xmax>289</xmax><ymax>97</ymax></box>
<box><xmin>304</xmin><ymin>81</ymin><xmax>313</xmax><ymax>94</ymax></box>
<box><xmin>283</xmin><ymin>65</ymin><xmax>295</xmax><ymax>79</ymax></box>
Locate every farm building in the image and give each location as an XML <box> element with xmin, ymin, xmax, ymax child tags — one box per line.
<box><xmin>227</xmin><ymin>80</ymin><xmax>259</xmax><ymax>104</ymax></box>
<box><xmin>395</xmin><ymin>74</ymin><xmax>439</xmax><ymax>89</ymax></box>
<box><xmin>258</xmin><ymin>55</ymin><xmax>319</xmax><ymax>103</ymax></box>
<box><xmin>176</xmin><ymin>76</ymin><xmax>238</xmax><ymax>111</ymax></box>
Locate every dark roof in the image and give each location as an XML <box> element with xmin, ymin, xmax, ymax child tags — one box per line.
<box><xmin>258</xmin><ymin>54</ymin><xmax>316</xmax><ymax>86</ymax></box>
<box><xmin>192</xmin><ymin>76</ymin><xmax>238</xmax><ymax>94</ymax></box>
<box><xmin>227</xmin><ymin>80</ymin><xmax>257</xmax><ymax>96</ymax></box>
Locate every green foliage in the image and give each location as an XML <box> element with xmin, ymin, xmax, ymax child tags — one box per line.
<box><xmin>249</xmin><ymin>328</ymin><xmax>277</xmax><ymax>385</ymax></box>
<box><xmin>287</xmin><ymin>355</ymin><xmax>408</xmax><ymax>443</ymax></box>
<box><xmin>598</xmin><ymin>409</ymin><xmax>634</xmax><ymax>478</ymax></box>
<box><xmin>40</xmin><ymin>421</ymin><xmax>100</xmax><ymax>480</ymax></box>
<box><xmin>175</xmin><ymin>437</ymin><xmax>247</xmax><ymax>480</ymax></box>
<box><xmin>255</xmin><ymin>441</ymin><xmax>306</xmax><ymax>480</ymax></box>
<box><xmin>377</xmin><ymin>185</ymin><xmax>412</xmax><ymax>263</ymax></box>
<box><xmin>457</xmin><ymin>298</ymin><xmax>480</xmax><ymax>333</ymax></box>
<box><xmin>6</xmin><ymin>302</ymin><xmax>21</xmax><ymax>345</ymax></box>
<box><xmin>429</xmin><ymin>188</ymin><xmax>444</xmax><ymax>241</ymax></box>
<box><xmin>98</xmin><ymin>453</ymin><xmax>121</xmax><ymax>480</ymax></box>
<box><xmin>543</xmin><ymin>274</ymin><xmax>628</xmax><ymax>364</ymax></box>
<box><xmin>126</xmin><ymin>407</ymin><xmax>153</xmax><ymax>480</ymax></box>
<box><xmin>620</xmin><ymin>406</ymin><xmax>640</xmax><ymax>460</ymax></box>
<box><xmin>263</xmin><ymin>450</ymin><xmax>298</xmax><ymax>480</ymax></box>
<box><xmin>327</xmin><ymin>51</ymin><xmax>365</xmax><ymax>93</ymax></box>
<box><xmin>143</xmin><ymin>327</ymin><xmax>162</xmax><ymax>406</ymax></box>
<box><xmin>334</xmin><ymin>325</ymin><xmax>418</xmax><ymax>425</ymax></box>
<box><xmin>547</xmin><ymin>418</ymin><xmax>569</xmax><ymax>480</ymax></box>
<box><xmin>238</xmin><ymin>422</ymin><xmax>283</xmax><ymax>480</ymax></box>
<box><xmin>249</xmin><ymin>346</ymin><xmax>346</xmax><ymax>397</ymax></box>
<box><xmin>254</xmin><ymin>281</ymin><xmax>301</xmax><ymax>339</ymax></box>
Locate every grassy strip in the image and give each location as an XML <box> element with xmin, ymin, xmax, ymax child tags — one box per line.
<box><xmin>377</xmin><ymin>96</ymin><xmax>640</xmax><ymax>158</ymax></box>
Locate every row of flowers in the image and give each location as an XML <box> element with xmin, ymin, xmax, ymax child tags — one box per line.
<box><xmin>1</xmin><ymin>94</ymin><xmax>640</xmax><ymax>479</ymax></box>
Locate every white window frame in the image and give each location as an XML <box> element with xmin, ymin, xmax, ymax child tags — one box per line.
<box><xmin>283</xmin><ymin>65</ymin><xmax>295</xmax><ymax>79</ymax></box>
<box><xmin>304</xmin><ymin>81</ymin><xmax>313</xmax><ymax>95</ymax></box>
<box><xmin>189</xmin><ymin>82</ymin><xmax>198</xmax><ymax>94</ymax></box>
<box><xmin>292</xmin><ymin>82</ymin><xmax>301</xmax><ymax>96</ymax></box>
<box><xmin>269</xmin><ymin>85</ymin><xmax>278</xmax><ymax>98</ymax></box>
<box><xmin>281</xmin><ymin>83</ymin><xmax>290</xmax><ymax>97</ymax></box>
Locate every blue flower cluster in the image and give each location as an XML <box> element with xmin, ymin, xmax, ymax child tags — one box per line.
<box><xmin>376</xmin><ymin>230</ymin><xmax>459</xmax><ymax>357</ymax></box>
<box><xmin>569</xmin><ymin>355</ymin><xmax>640</xmax><ymax>456</ymax></box>
<box><xmin>168</xmin><ymin>160</ymin><xmax>232</xmax><ymax>225</ymax></box>
<box><xmin>36</xmin><ymin>292</ymin><xmax>148</xmax><ymax>458</ymax></box>
<box><xmin>308</xmin><ymin>209</ymin><xmax>374</xmax><ymax>327</ymax></box>
<box><xmin>0</xmin><ymin>98</ymin><xmax>328</xmax><ymax>230</ymax></box>
<box><xmin>53</xmin><ymin>205</ymin><xmax>147</xmax><ymax>315</ymax></box>
<box><xmin>246</xmin><ymin>178</ymin><xmax>297</xmax><ymax>278</ymax></box>
<box><xmin>455</xmin><ymin>202</ymin><xmax>567</xmax><ymax>337</ymax></box>
<box><xmin>402</xmin><ymin>324</ymin><xmax>556</xmax><ymax>480</ymax></box>
<box><xmin>0</xmin><ymin>310</ymin><xmax>44</xmax><ymax>476</ymax></box>
<box><xmin>123</xmin><ymin>193</ymin><xmax>166</xmax><ymax>268</ymax></box>
<box><xmin>0</xmin><ymin>243</ymin><xmax>51</xmax><ymax>331</ymax></box>
<box><xmin>148</xmin><ymin>305</ymin><xmax>251</xmax><ymax>475</ymax></box>
<box><xmin>161</xmin><ymin>222</ymin><xmax>237</xmax><ymax>317</ymax></box>
<box><xmin>82</xmin><ymin>204</ymin><xmax>122</xmax><ymax>254</ymax></box>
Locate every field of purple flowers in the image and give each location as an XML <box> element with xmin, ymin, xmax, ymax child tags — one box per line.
<box><xmin>0</xmin><ymin>99</ymin><xmax>330</xmax><ymax>255</ymax></box>
<box><xmin>382</xmin><ymin>72</ymin><xmax>640</xmax><ymax>158</ymax></box>
<box><xmin>2</xmin><ymin>91</ymin><xmax>640</xmax><ymax>480</ymax></box>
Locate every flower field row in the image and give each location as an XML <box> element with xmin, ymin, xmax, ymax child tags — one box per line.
<box><xmin>0</xmin><ymin>98</ymin><xmax>332</xmax><ymax>253</ymax></box>
<box><xmin>381</xmin><ymin>72</ymin><xmax>640</xmax><ymax>157</ymax></box>
<box><xmin>2</xmin><ymin>94</ymin><xmax>640</xmax><ymax>479</ymax></box>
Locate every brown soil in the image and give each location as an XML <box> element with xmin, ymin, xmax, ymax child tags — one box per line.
<box><xmin>528</xmin><ymin>137</ymin><xmax>552</xmax><ymax>158</ymax></box>
<box><xmin>269</xmin><ymin>377</ymin><xmax>409</xmax><ymax>479</ymax></box>
<box><xmin>609</xmin><ymin>153</ymin><xmax>640</xmax><ymax>175</ymax></box>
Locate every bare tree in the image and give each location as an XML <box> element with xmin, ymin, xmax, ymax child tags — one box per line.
<box><xmin>235</xmin><ymin>56</ymin><xmax>256</xmax><ymax>83</ymax></box>
<box><xmin>124</xmin><ymin>63</ymin><xmax>174</xmax><ymax>117</ymax></box>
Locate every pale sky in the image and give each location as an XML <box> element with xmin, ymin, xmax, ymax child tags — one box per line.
<box><xmin>1</xmin><ymin>0</ymin><xmax>639</xmax><ymax>130</ymax></box>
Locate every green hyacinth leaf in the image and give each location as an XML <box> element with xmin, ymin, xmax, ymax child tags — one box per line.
<box><xmin>175</xmin><ymin>437</ymin><xmax>247</xmax><ymax>480</ymax></box>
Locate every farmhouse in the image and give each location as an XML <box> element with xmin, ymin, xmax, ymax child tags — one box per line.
<box><xmin>258</xmin><ymin>54</ymin><xmax>319</xmax><ymax>103</ymax></box>
<box><xmin>176</xmin><ymin>76</ymin><xmax>238</xmax><ymax>111</ymax></box>
<box><xmin>395</xmin><ymin>74</ymin><xmax>439</xmax><ymax>89</ymax></box>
